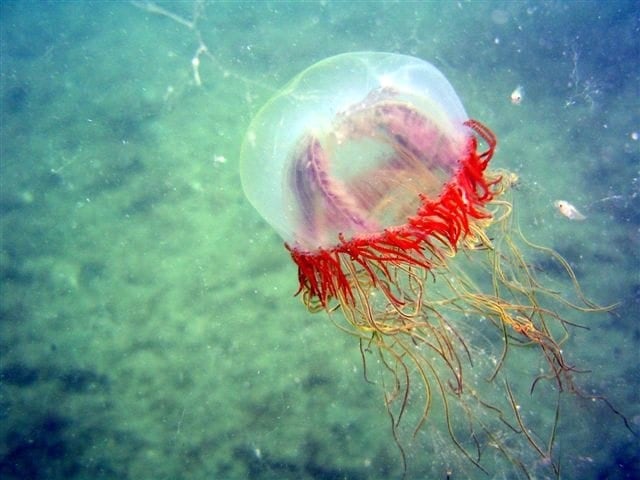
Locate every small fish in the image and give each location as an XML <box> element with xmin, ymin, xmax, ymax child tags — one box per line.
<box><xmin>554</xmin><ymin>200</ymin><xmax>586</xmax><ymax>220</ymax></box>
<box><xmin>510</xmin><ymin>86</ymin><xmax>524</xmax><ymax>105</ymax></box>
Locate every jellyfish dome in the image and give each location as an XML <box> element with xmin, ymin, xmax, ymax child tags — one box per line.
<box><xmin>241</xmin><ymin>52</ymin><xmax>497</xmax><ymax>311</ymax></box>
<box><xmin>242</xmin><ymin>52</ymin><xmax>478</xmax><ymax>249</ymax></box>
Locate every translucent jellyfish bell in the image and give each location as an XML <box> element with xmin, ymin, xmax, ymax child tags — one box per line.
<box><xmin>240</xmin><ymin>52</ymin><xmax>471</xmax><ymax>251</ymax></box>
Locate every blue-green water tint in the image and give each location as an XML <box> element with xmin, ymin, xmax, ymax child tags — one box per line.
<box><xmin>1</xmin><ymin>1</ymin><xmax>638</xmax><ymax>479</ymax></box>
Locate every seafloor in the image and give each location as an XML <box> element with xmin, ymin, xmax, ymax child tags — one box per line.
<box><xmin>1</xmin><ymin>2</ymin><xmax>638</xmax><ymax>479</ymax></box>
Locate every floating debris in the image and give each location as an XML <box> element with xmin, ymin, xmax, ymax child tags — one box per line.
<box><xmin>554</xmin><ymin>200</ymin><xmax>586</xmax><ymax>220</ymax></box>
<box><xmin>510</xmin><ymin>85</ymin><xmax>524</xmax><ymax>105</ymax></box>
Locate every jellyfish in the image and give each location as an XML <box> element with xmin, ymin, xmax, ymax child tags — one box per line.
<box><xmin>240</xmin><ymin>52</ymin><xmax>612</xmax><ymax>478</ymax></box>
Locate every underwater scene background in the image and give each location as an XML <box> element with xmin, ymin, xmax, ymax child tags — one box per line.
<box><xmin>1</xmin><ymin>1</ymin><xmax>638</xmax><ymax>479</ymax></box>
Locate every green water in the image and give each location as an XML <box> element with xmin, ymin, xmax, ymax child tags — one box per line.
<box><xmin>1</xmin><ymin>1</ymin><xmax>638</xmax><ymax>479</ymax></box>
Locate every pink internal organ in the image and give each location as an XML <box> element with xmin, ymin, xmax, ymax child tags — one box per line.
<box><xmin>292</xmin><ymin>137</ymin><xmax>375</xmax><ymax>245</ymax></box>
<box><xmin>292</xmin><ymin>102</ymin><xmax>463</xmax><ymax>246</ymax></box>
<box><xmin>374</xmin><ymin>103</ymin><xmax>459</xmax><ymax>179</ymax></box>
<box><xmin>341</xmin><ymin>103</ymin><xmax>460</xmax><ymax>222</ymax></box>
